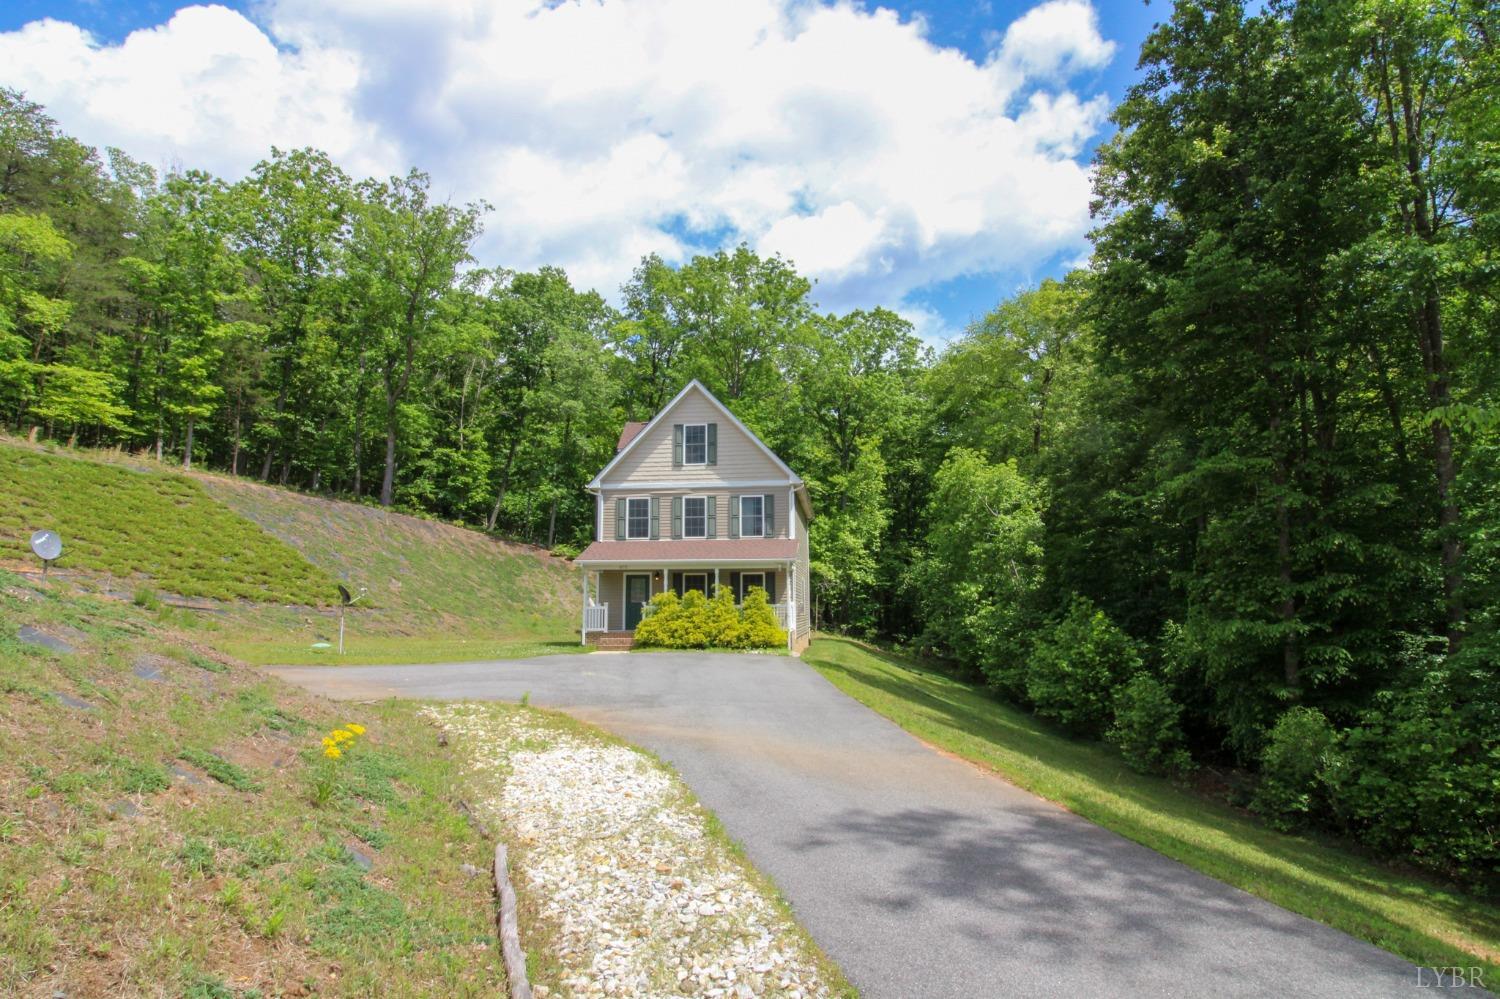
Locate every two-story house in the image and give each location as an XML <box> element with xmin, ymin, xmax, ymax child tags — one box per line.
<box><xmin>576</xmin><ymin>380</ymin><xmax>813</xmax><ymax>653</ymax></box>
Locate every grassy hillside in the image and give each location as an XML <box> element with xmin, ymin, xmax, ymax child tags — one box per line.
<box><xmin>0</xmin><ymin>568</ymin><xmax>503</xmax><ymax>996</ymax></box>
<box><xmin>0</xmin><ymin>439</ymin><xmax>581</xmax><ymax>665</ymax></box>
<box><xmin>0</xmin><ymin>443</ymin><xmax>334</xmax><ymax>605</ymax></box>
<box><xmin>197</xmin><ymin>474</ymin><xmax>579</xmax><ymax>664</ymax></box>
<box><xmin>804</xmin><ymin>636</ymin><xmax>1500</xmax><ymax>981</ymax></box>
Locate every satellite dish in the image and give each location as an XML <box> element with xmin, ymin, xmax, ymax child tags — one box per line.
<box><xmin>30</xmin><ymin>530</ymin><xmax>62</xmax><ymax>562</ymax></box>
<box><xmin>338</xmin><ymin>584</ymin><xmax>352</xmax><ymax>606</ymax></box>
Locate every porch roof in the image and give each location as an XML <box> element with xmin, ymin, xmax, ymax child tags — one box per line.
<box><xmin>575</xmin><ymin>538</ymin><xmax>797</xmax><ymax>564</ymax></box>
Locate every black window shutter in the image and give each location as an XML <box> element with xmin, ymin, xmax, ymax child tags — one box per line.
<box><xmin>650</xmin><ymin>496</ymin><xmax>659</xmax><ymax>540</ymax></box>
<box><xmin>615</xmin><ymin>498</ymin><xmax>625</xmax><ymax>540</ymax></box>
<box><xmin>673</xmin><ymin>424</ymin><xmax>683</xmax><ymax>467</ymax></box>
<box><xmin>729</xmin><ymin>494</ymin><xmax>740</xmax><ymax>538</ymax></box>
<box><xmin>673</xmin><ymin>571</ymin><xmax>684</xmax><ymax>597</ymax></box>
<box><xmin>764</xmin><ymin>493</ymin><xmax>776</xmax><ymax>536</ymax></box>
<box><xmin>706</xmin><ymin>496</ymin><xmax>717</xmax><ymax>537</ymax></box>
<box><xmin>672</xmin><ymin>496</ymin><xmax>682</xmax><ymax>539</ymax></box>
<box><xmin>766</xmin><ymin>573</ymin><xmax>776</xmax><ymax>604</ymax></box>
<box><xmin>706</xmin><ymin>423</ymin><xmax>717</xmax><ymax>465</ymax></box>
<box><xmin>729</xmin><ymin>571</ymin><xmax>741</xmax><ymax>602</ymax></box>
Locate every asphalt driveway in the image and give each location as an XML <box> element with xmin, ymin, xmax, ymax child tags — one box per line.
<box><xmin>268</xmin><ymin>652</ymin><xmax>1432</xmax><ymax>998</ymax></box>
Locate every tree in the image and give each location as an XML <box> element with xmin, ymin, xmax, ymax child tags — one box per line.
<box><xmin>345</xmin><ymin>170</ymin><xmax>483</xmax><ymax>507</ymax></box>
<box><xmin>791</xmin><ymin>308</ymin><xmax>924</xmax><ymax>630</ymax></box>
<box><xmin>912</xmin><ymin>448</ymin><xmax>1043</xmax><ymax>694</ymax></box>
<box><xmin>1291</xmin><ymin>0</ymin><xmax>1499</xmax><ymax>652</ymax></box>
<box><xmin>228</xmin><ymin>148</ymin><xmax>351</xmax><ymax>483</ymax></box>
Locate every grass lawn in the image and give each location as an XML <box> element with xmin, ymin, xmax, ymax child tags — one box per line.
<box><xmin>0</xmin><ymin>441</ymin><xmax>335</xmax><ymax>605</ymax></box>
<box><xmin>0</xmin><ymin>569</ymin><xmax>504</xmax><ymax>996</ymax></box>
<box><xmin>221</xmin><ymin>634</ymin><xmax>586</xmax><ymax>666</ymax></box>
<box><xmin>803</xmin><ymin>635</ymin><xmax>1500</xmax><ymax>979</ymax></box>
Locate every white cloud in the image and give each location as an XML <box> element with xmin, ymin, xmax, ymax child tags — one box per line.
<box><xmin>996</xmin><ymin>0</ymin><xmax>1115</xmax><ymax>79</ymax></box>
<box><xmin>0</xmin><ymin>0</ymin><xmax>1117</xmax><ymax>316</ymax></box>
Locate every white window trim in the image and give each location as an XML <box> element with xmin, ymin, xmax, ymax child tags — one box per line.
<box><xmin>683</xmin><ymin>423</ymin><xmax>708</xmax><ymax>465</ymax></box>
<box><xmin>682</xmin><ymin>494</ymin><xmax>709</xmax><ymax>539</ymax></box>
<box><xmin>625</xmin><ymin>495</ymin><xmax>652</xmax><ymax>540</ymax></box>
<box><xmin>739</xmin><ymin>572</ymin><xmax>766</xmax><ymax>600</ymax></box>
<box><xmin>739</xmin><ymin>494</ymin><xmax>765</xmax><ymax>538</ymax></box>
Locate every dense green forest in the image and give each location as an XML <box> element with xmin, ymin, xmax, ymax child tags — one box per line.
<box><xmin>1</xmin><ymin>0</ymin><xmax>1495</xmax><ymax>887</ymax></box>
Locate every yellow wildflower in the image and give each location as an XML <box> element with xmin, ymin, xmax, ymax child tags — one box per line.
<box><xmin>331</xmin><ymin>729</ymin><xmax>353</xmax><ymax>743</ymax></box>
<box><xmin>324</xmin><ymin>746</ymin><xmax>342</xmax><ymax>759</ymax></box>
<box><xmin>321</xmin><ymin>737</ymin><xmax>336</xmax><ymax>749</ymax></box>
<box><xmin>346</xmin><ymin>723</ymin><xmax>366</xmax><ymax>736</ymax></box>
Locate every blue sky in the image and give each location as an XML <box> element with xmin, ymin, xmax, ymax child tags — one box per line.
<box><xmin>1</xmin><ymin>1</ymin><xmax>1165</xmax><ymax>340</ymax></box>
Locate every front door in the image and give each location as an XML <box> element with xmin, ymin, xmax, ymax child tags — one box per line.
<box><xmin>624</xmin><ymin>574</ymin><xmax>651</xmax><ymax>630</ymax></box>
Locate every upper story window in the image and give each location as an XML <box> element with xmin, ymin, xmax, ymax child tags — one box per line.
<box><xmin>684</xmin><ymin>496</ymin><xmax>708</xmax><ymax>538</ymax></box>
<box><xmin>740</xmin><ymin>494</ymin><xmax>764</xmax><ymax>537</ymax></box>
<box><xmin>626</xmin><ymin>497</ymin><xmax>651</xmax><ymax>539</ymax></box>
<box><xmin>684</xmin><ymin>424</ymin><xmax>707</xmax><ymax>465</ymax></box>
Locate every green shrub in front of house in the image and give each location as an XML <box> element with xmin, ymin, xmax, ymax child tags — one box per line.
<box><xmin>633</xmin><ymin>586</ymin><xmax>788</xmax><ymax>650</ymax></box>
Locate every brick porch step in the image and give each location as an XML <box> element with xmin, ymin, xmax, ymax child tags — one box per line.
<box><xmin>588</xmin><ymin>631</ymin><xmax>635</xmax><ymax>650</ymax></box>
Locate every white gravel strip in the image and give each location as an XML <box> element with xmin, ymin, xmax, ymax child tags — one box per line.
<box><xmin>426</xmin><ymin>704</ymin><xmax>835</xmax><ymax>999</ymax></box>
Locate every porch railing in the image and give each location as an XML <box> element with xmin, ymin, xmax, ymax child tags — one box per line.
<box><xmin>582</xmin><ymin>602</ymin><xmax>608</xmax><ymax>641</ymax></box>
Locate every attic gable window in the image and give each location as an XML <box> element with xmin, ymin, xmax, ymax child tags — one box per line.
<box><xmin>684</xmin><ymin>424</ymin><xmax>707</xmax><ymax>465</ymax></box>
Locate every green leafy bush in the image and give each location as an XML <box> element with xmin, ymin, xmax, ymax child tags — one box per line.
<box><xmin>632</xmin><ymin>586</ymin><xmax>787</xmax><ymax>650</ymax></box>
<box><xmin>1025</xmin><ymin>597</ymin><xmax>1140</xmax><ymax>737</ymax></box>
<box><xmin>703</xmin><ymin>586</ymin><xmax>744</xmax><ymax>646</ymax></box>
<box><xmin>1107</xmin><ymin>675</ymin><xmax>1192</xmax><ymax>775</ymax></box>
<box><xmin>632</xmin><ymin>591</ymin><xmax>688</xmax><ymax>647</ymax></box>
<box><xmin>1321</xmin><ymin>671</ymin><xmax>1500</xmax><ymax>886</ymax></box>
<box><xmin>739</xmin><ymin>587</ymin><xmax>788</xmax><ymax>649</ymax></box>
<box><xmin>1251</xmin><ymin>706</ymin><xmax>1337</xmax><ymax>830</ymax></box>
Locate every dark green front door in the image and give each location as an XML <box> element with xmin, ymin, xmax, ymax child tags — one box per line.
<box><xmin>624</xmin><ymin>574</ymin><xmax>650</xmax><ymax>630</ymax></box>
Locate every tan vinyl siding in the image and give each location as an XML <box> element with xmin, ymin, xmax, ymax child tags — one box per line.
<box><xmin>597</xmin><ymin>570</ymin><xmax>624</xmax><ymax>632</ymax></box>
<box><xmin>602</xmin><ymin>388</ymin><xmax>789</xmax><ymax>486</ymax></box>
<box><xmin>796</xmin><ymin>504</ymin><xmax>811</xmax><ymax>637</ymax></box>
<box><xmin>599</xmin><ymin>490</ymin><xmax>789</xmax><ymax>541</ymax></box>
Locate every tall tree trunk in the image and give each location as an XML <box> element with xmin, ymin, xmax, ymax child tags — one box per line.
<box><xmin>182</xmin><ymin>416</ymin><xmax>195</xmax><ymax>470</ymax></box>
<box><xmin>353</xmin><ymin>352</ymin><xmax>367</xmax><ymax>497</ymax></box>
<box><xmin>1420</xmin><ymin>299</ymin><xmax>1463</xmax><ymax>651</ymax></box>
<box><xmin>261</xmin><ymin>378</ymin><xmax>289</xmax><ymax>481</ymax></box>
<box><xmin>1387</xmin><ymin>47</ymin><xmax>1463</xmax><ymax>651</ymax></box>
<box><xmin>1366</xmin><ymin>344</ymin><xmax>1409</xmax><ymax>469</ymax></box>
<box><xmin>380</xmin><ymin>400</ymin><xmax>398</xmax><ymax>507</ymax></box>
<box><xmin>230</xmin><ymin>404</ymin><xmax>242</xmax><ymax>476</ymax></box>
<box><xmin>547</xmin><ymin>497</ymin><xmax>558</xmax><ymax>549</ymax></box>
<box><xmin>486</xmin><ymin>434</ymin><xmax>522</xmax><ymax>531</ymax></box>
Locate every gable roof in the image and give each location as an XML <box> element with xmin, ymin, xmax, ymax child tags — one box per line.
<box><xmin>588</xmin><ymin>380</ymin><xmax>812</xmax><ymax>518</ymax></box>
<box><xmin>616</xmin><ymin>421</ymin><xmax>648</xmax><ymax>451</ymax></box>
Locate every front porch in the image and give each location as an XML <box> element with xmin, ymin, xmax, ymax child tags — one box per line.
<box><xmin>579</xmin><ymin>564</ymin><xmax>794</xmax><ymax>646</ymax></box>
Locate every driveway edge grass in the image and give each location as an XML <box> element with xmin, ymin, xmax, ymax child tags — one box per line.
<box><xmin>802</xmin><ymin>635</ymin><xmax>1500</xmax><ymax>981</ymax></box>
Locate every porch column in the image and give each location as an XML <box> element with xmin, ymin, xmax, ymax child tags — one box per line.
<box><xmin>786</xmin><ymin>560</ymin><xmax>795</xmax><ymax>652</ymax></box>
